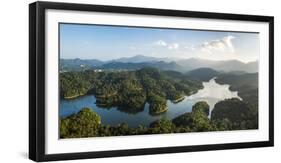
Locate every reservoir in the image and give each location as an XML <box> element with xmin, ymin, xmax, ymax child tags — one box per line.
<box><xmin>60</xmin><ymin>78</ymin><xmax>241</xmax><ymax>127</ymax></box>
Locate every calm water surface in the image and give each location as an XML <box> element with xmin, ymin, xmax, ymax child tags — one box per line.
<box><xmin>60</xmin><ymin>78</ymin><xmax>241</xmax><ymax>127</ymax></box>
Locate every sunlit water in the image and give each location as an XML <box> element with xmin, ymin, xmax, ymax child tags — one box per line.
<box><xmin>60</xmin><ymin>78</ymin><xmax>241</xmax><ymax>127</ymax></box>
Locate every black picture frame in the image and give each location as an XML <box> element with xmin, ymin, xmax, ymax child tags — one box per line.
<box><xmin>29</xmin><ymin>1</ymin><xmax>274</xmax><ymax>162</ymax></box>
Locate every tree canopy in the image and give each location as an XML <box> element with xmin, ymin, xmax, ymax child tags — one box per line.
<box><xmin>59</xmin><ymin>68</ymin><xmax>259</xmax><ymax>138</ymax></box>
<box><xmin>60</xmin><ymin>108</ymin><xmax>101</xmax><ymax>138</ymax></box>
<box><xmin>211</xmin><ymin>98</ymin><xmax>258</xmax><ymax>130</ymax></box>
<box><xmin>60</xmin><ymin>68</ymin><xmax>202</xmax><ymax>115</ymax></box>
<box><xmin>192</xmin><ymin>101</ymin><xmax>210</xmax><ymax>116</ymax></box>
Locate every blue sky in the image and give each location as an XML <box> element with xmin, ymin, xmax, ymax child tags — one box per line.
<box><xmin>60</xmin><ymin>23</ymin><xmax>259</xmax><ymax>63</ymax></box>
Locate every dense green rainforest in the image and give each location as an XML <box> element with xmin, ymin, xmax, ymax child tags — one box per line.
<box><xmin>59</xmin><ymin>67</ymin><xmax>258</xmax><ymax>138</ymax></box>
<box><xmin>60</xmin><ymin>67</ymin><xmax>203</xmax><ymax>115</ymax></box>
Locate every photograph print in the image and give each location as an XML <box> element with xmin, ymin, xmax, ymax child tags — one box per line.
<box><xmin>59</xmin><ymin>23</ymin><xmax>259</xmax><ymax>139</ymax></box>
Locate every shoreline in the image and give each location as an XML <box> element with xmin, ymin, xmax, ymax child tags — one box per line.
<box><xmin>172</xmin><ymin>96</ymin><xmax>185</xmax><ymax>103</ymax></box>
<box><xmin>64</xmin><ymin>93</ymin><xmax>86</xmax><ymax>99</ymax></box>
<box><xmin>150</xmin><ymin>107</ymin><xmax>168</xmax><ymax>115</ymax></box>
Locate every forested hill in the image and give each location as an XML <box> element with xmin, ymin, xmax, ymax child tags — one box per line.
<box><xmin>185</xmin><ymin>68</ymin><xmax>220</xmax><ymax>81</ymax></box>
<box><xmin>60</xmin><ymin>67</ymin><xmax>203</xmax><ymax>115</ymax></box>
<box><xmin>215</xmin><ymin>72</ymin><xmax>258</xmax><ymax>107</ymax></box>
<box><xmin>213</xmin><ymin>73</ymin><xmax>259</xmax><ymax>130</ymax></box>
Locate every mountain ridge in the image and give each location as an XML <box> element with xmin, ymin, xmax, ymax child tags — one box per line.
<box><xmin>60</xmin><ymin>55</ymin><xmax>258</xmax><ymax>73</ymax></box>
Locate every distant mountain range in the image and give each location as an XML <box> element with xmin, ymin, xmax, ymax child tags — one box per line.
<box><xmin>60</xmin><ymin>55</ymin><xmax>258</xmax><ymax>73</ymax></box>
<box><xmin>176</xmin><ymin>58</ymin><xmax>258</xmax><ymax>73</ymax></box>
<box><xmin>110</xmin><ymin>55</ymin><xmax>159</xmax><ymax>63</ymax></box>
<box><xmin>60</xmin><ymin>58</ymin><xmax>104</xmax><ymax>71</ymax></box>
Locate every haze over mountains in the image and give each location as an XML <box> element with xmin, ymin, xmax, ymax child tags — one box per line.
<box><xmin>60</xmin><ymin>55</ymin><xmax>258</xmax><ymax>73</ymax></box>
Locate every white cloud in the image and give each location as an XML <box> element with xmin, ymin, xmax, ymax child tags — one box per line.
<box><xmin>155</xmin><ymin>40</ymin><xmax>167</xmax><ymax>46</ymax></box>
<box><xmin>155</xmin><ymin>40</ymin><xmax>179</xmax><ymax>50</ymax></box>
<box><xmin>200</xmin><ymin>35</ymin><xmax>235</xmax><ymax>53</ymax></box>
<box><xmin>222</xmin><ymin>35</ymin><xmax>235</xmax><ymax>52</ymax></box>
<box><xmin>185</xmin><ymin>45</ymin><xmax>195</xmax><ymax>51</ymax></box>
<box><xmin>168</xmin><ymin>43</ymin><xmax>179</xmax><ymax>50</ymax></box>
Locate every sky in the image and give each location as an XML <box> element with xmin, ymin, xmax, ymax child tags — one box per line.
<box><xmin>60</xmin><ymin>23</ymin><xmax>259</xmax><ymax>63</ymax></box>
